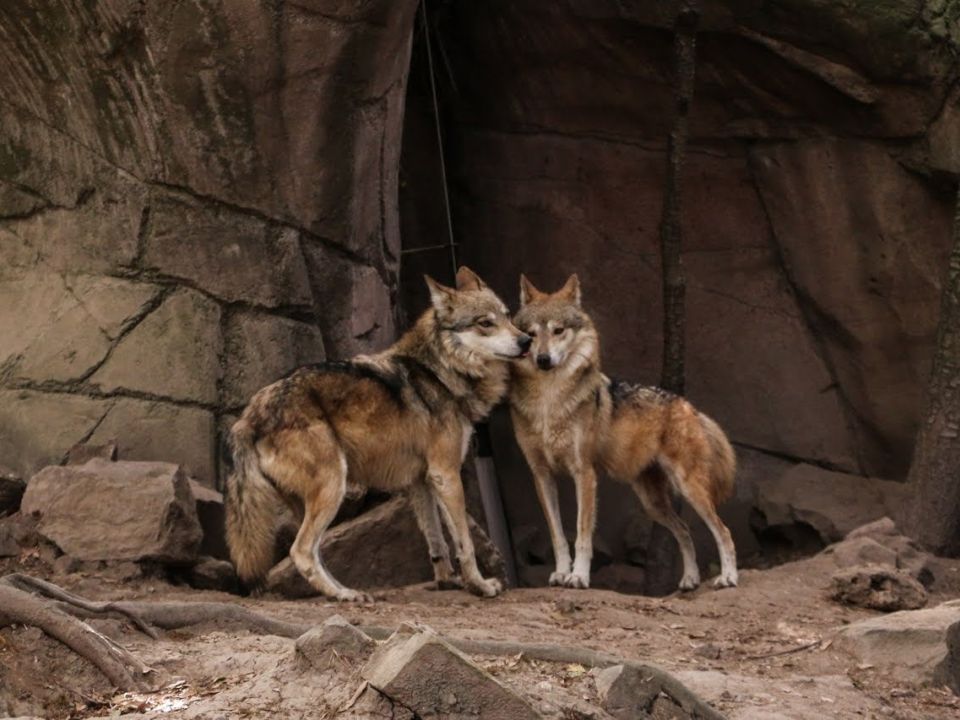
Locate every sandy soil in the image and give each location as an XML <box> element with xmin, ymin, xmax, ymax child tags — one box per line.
<box><xmin>2</xmin><ymin>550</ymin><xmax>959</xmax><ymax>720</ymax></box>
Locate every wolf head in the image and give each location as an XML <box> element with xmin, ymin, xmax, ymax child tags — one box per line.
<box><xmin>512</xmin><ymin>274</ymin><xmax>599</xmax><ymax>372</ymax></box>
<box><xmin>425</xmin><ymin>266</ymin><xmax>532</xmax><ymax>360</ymax></box>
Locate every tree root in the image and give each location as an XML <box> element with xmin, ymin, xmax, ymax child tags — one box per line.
<box><xmin>0</xmin><ymin>573</ymin><xmax>314</xmax><ymax>691</ymax></box>
<box><xmin>0</xmin><ymin>573</ymin><xmax>722</xmax><ymax>718</ymax></box>
<box><xmin>61</xmin><ymin>600</ymin><xmax>310</xmax><ymax>638</ymax></box>
<box><xmin>0</xmin><ymin>583</ymin><xmax>153</xmax><ymax>691</ymax></box>
<box><xmin>359</xmin><ymin>625</ymin><xmax>725</xmax><ymax>720</ymax></box>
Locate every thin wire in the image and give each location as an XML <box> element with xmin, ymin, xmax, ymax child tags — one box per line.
<box><xmin>400</xmin><ymin>241</ymin><xmax>459</xmax><ymax>255</ymax></box>
<box><xmin>421</xmin><ymin>0</ymin><xmax>458</xmax><ymax>280</ymax></box>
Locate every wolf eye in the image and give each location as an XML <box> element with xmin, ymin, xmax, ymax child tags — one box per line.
<box><xmin>527</xmin><ymin>329</ymin><xmax>537</xmax><ymax>337</ymax></box>
<box><xmin>477</xmin><ymin>319</ymin><xmax>495</xmax><ymax>329</ymax></box>
<box><xmin>553</xmin><ymin>327</ymin><xmax>565</xmax><ymax>335</ymax></box>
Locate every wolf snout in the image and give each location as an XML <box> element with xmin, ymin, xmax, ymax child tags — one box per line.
<box><xmin>536</xmin><ymin>353</ymin><xmax>553</xmax><ymax>370</ymax></box>
<box><xmin>518</xmin><ymin>334</ymin><xmax>533</xmax><ymax>353</ymax></box>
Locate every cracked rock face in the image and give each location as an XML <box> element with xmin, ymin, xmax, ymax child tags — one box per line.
<box><xmin>0</xmin><ymin>0</ymin><xmax>415</xmax><ymax>485</ymax></box>
<box><xmin>399</xmin><ymin>0</ymin><xmax>958</xmax><ymax>573</ymax></box>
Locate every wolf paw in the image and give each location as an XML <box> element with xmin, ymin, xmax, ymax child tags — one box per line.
<box><xmin>563</xmin><ymin>572</ymin><xmax>590</xmax><ymax>589</ymax></box>
<box><xmin>335</xmin><ymin>589</ymin><xmax>374</xmax><ymax>603</ymax></box>
<box><xmin>713</xmin><ymin>571</ymin><xmax>738</xmax><ymax>589</ymax></box>
<box><xmin>468</xmin><ymin>577</ymin><xmax>503</xmax><ymax>598</ymax></box>
<box><xmin>678</xmin><ymin>574</ymin><xmax>701</xmax><ymax>592</ymax></box>
<box><xmin>549</xmin><ymin>571</ymin><xmax>570</xmax><ymax>587</ymax></box>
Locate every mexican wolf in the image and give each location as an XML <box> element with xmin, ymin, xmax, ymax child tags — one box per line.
<box><xmin>226</xmin><ymin>267</ymin><xmax>532</xmax><ymax>601</ymax></box>
<box><xmin>509</xmin><ymin>274</ymin><xmax>738</xmax><ymax>592</ymax></box>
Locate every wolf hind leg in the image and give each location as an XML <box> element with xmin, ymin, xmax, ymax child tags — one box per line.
<box><xmin>409</xmin><ymin>480</ymin><xmax>459</xmax><ymax>589</ymax></box>
<box><xmin>631</xmin><ymin>466</ymin><xmax>700</xmax><ymax>591</ymax></box>
<box><xmin>671</xmin><ymin>465</ymin><xmax>738</xmax><ymax>588</ymax></box>
<box><xmin>272</xmin><ymin>426</ymin><xmax>370</xmax><ymax>602</ymax></box>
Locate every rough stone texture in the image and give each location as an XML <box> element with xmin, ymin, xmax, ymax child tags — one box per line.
<box><xmin>362</xmin><ymin>628</ymin><xmax>542</xmax><ymax>720</ymax></box>
<box><xmin>0</xmin><ymin>0</ymin><xmax>414</xmax><ymax>487</ymax></box>
<box><xmin>88</xmin><ymin>398</ymin><xmax>217</xmax><ymax>485</ymax></box>
<box><xmin>824</xmin><ymin>519</ymin><xmax>935</xmax><ymax>587</ymax></box>
<box><xmin>65</xmin><ymin>441</ymin><xmax>118</xmax><ymax>466</ymax></box>
<box><xmin>834</xmin><ymin>600</ymin><xmax>960</xmax><ymax>685</ymax></box>
<box><xmin>399</xmin><ymin>1</ymin><xmax>958</xmax><ymax>567</ymax></box>
<box><xmin>0</xmin><ymin>470</ymin><xmax>25</xmax><ymax>518</ymax></box>
<box><xmin>296</xmin><ymin>615</ymin><xmax>376</xmax><ymax>672</ymax></box>
<box><xmin>595</xmin><ymin>663</ymin><xmax>721</xmax><ymax>720</ymax></box>
<box><xmin>751</xmin><ymin>463</ymin><xmax>910</xmax><ymax>545</ymax></box>
<box><xmin>90</xmin><ymin>288</ymin><xmax>222</xmax><ymax>404</ymax></box>
<box><xmin>143</xmin><ymin>195</ymin><xmax>313</xmax><ymax>309</ymax></box>
<box><xmin>187</xmin><ymin>557</ymin><xmax>237</xmax><ymax>593</ymax></box>
<box><xmin>189</xmin><ymin>480</ymin><xmax>228</xmax><ymax>561</ymax></box>
<box><xmin>0</xmin><ymin>390</ymin><xmax>109</xmax><ymax>480</ymax></box>
<box><xmin>267</xmin><ymin>496</ymin><xmax>505</xmax><ymax>598</ymax></box>
<box><xmin>827</xmin><ymin>537</ymin><xmax>899</xmax><ymax>570</ymax></box>
<box><xmin>0</xmin><ymin>525</ymin><xmax>19</xmax><ymax>557</ymax></box>
<box><xmin>223</xmin><ymin>311</ymin><xmax>325</xmax><ymax>408</ymax></box>
<box><xmin>21</xmin><ymin>459</ymin><xmax>202</xmax><ymax>564</ymax></box>
<box><xmin>751</xmin><ymin>139</ymin><xmax>954</xmax><ymax>477</ymax></box>
<box><xmin>934</xmin><ymin>620</ymin><xmax>960</xmax><ymax>694</ymax></box>
<box><xmin>302</xmin><ymin>242</ymin><xmax>396</xmax><ymax>359</ymax></box>
<box><xmin>0</xmin><ymin>273</ymin><xmax>160</xmax><ymax>383</ymax></box>
<box><xmin>829</xmin><ymin>565</ymin><xmax>928</xmax><ymax>612</ymax></box>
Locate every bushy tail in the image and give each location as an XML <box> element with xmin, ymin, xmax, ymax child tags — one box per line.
<box><xmin>225</xmin><ymin>419</ymin><xmax>280</xmax><ymax>587</ymax></box>
<box><xmin>699</xmin><ymin>412</ymin><xmax>736</xmax><ymax>505</ymax></box>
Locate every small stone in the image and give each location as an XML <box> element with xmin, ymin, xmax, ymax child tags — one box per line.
<box><xmin>296</xmin><ymin>615</ymin><xmax>376</xmax><ymax>672</ymax></box>
<box><xmin>830</xmin><ymin>564</ymin><xmax>927</xmax><ymax>611</ymax></box>
<box><xmin>362</xmin><ymin>626</ymin><xmax>541</xmax><ymax>719</ymax></box>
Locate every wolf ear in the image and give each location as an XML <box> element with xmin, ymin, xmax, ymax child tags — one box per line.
<box><xmin>519</xmin><ymin>274</ymin><xmax>544</xmax><ymax>307</ymax></box>
<box><xmin>424</xmin><ymin>275</ymin><xmax>456</xmax><ymax>313</ymax></box>
<box><xmin>557</xmin><ymin>273</ymin><xmax>581</xmax><ymax>307</ymax></box>
<box><xmin>455</xmin><ymin>266</ymin><xmax>486</xmax><ymax>292</ymax></box>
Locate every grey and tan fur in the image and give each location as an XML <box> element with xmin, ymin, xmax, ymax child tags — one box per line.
<box><xmin>226</xmin><ymin>266</ymin><xmax>532</xmax><ymax>601</ymax></box>
<box><xmin>508</xmin><ymin>274</ymin><xmax>738</xmax><ymax>592</ymax></box>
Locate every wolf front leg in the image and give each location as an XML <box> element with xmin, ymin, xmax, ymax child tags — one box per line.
<box><xmin>565</xmin><ymin>463</ymin><xmax>598</xmax><ymax>589</ymax></box>
<box><xmin>427</xmin><ymin>468</ymin><xmax>502</xmax><ymax>598</ymax></box>
<box><xmin>409</xmin><ymin>480</ymin><xmax>459</xmax><ymax>589</ymax></box>
<box><xmin>531</xmin><ymin>469</ymin><xmax>574</xmax><ymax>586</ymax></box>
<box><xmin>521</xmin><ymin>446</ymin><xmax>572</xmax><ymax>586</ymax></box>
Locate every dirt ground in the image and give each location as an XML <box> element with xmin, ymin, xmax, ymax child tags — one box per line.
<box><xmin>2</xmin><ymin>550</ymin><xmax>960</xmax><ymax>720</ymax></box>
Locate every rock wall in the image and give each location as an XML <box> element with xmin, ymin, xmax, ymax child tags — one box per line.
<box><xmin>399</xmin><ymin>0</ymin><xmax>960</xmax><ymax>572</ymax></box>
<box><xmin>0</xmin><ymin>0</ymin><xmax>417</xmax><ymax>485</ymax></box>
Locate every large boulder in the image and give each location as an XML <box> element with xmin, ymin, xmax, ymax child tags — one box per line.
<box><xmin>21</xmin><ymin>459</ymin><xmax>202</xmax><ymax>564</ymax></box>
<box><xmin>752</xmin><ymin>464</ymin><xmax>909</xmax><ymax>545</ymax></box>
<box><xmin>834</xmin><ymin>600</ymin><xmax>960</xmax><ymax>685</ymax></box>
<box><xmin>266</xmin><ymin>495</ymin><xmax>504</xmax><ymax>597</ymax></box>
